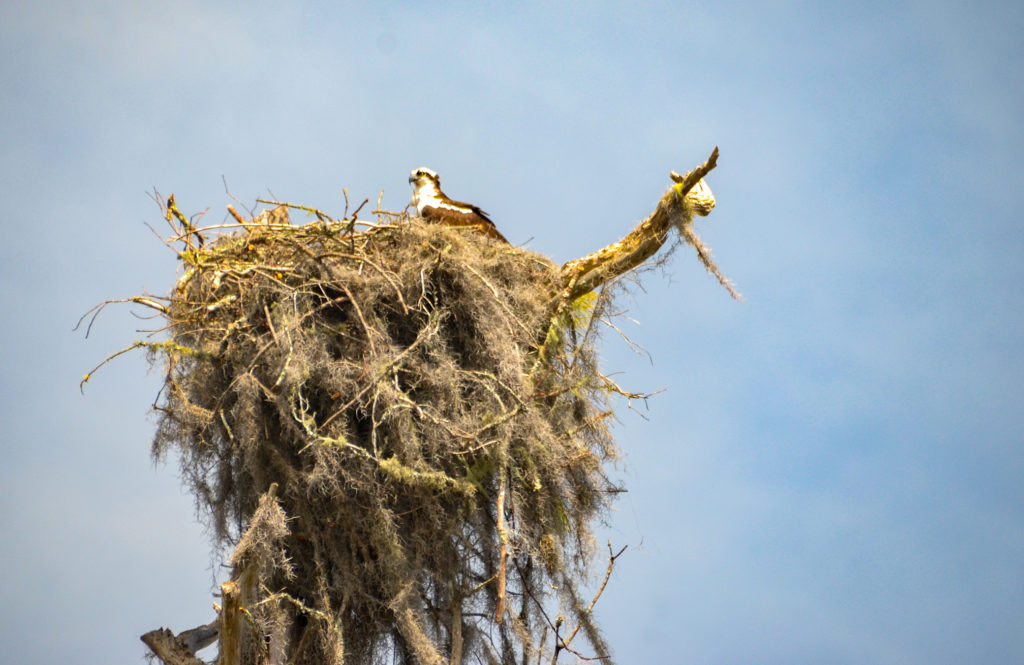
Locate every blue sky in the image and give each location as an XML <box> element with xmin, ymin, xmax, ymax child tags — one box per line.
<box><xmin>2</xmin><ymin>1</ymin><xmax>1022</xmax><ymax>663</ymax></box>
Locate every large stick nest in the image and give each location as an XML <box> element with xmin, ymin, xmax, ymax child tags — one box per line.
<box><xmin>153</xmin><ymin>212</ymin><xmax>622</xmax><ymax>664</ymax></box>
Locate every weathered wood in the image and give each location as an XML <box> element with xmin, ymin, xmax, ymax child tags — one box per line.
<box><xmin>140</xmin><ymin>627</ymin><xmax>207</xmax><ymax>665</ymax></box>
<box><xmin>179</xmin><ymin>620</ymin><xmax>220</xmax><ymax>655</ymax></box>
<box><xmin>559</xmin><ymin>147</ymin><xmax>721</xmax><ymax>301</ymax></box>
<box><xmin>217</xmin><ymin>580</ymin><xmax>242</xmax><ymax>665</ymax></box>
<box><xmin>494</xmin><ymin>473</ymin><xmax>508</xmax><ymax>625</ymax></box>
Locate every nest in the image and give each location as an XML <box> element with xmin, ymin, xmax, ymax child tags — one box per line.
<box><xmin>152</xmin><ymin>211</ymin><xmax>623</xmax><ymax>665</ymax></box>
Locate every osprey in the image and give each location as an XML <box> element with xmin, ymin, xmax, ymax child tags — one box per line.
<box><xmin>409</xmin><ymin>167</ymin><xmax>508</xmax><ymax>243</ymax></box>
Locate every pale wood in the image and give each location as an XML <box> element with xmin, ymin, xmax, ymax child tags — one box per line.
<box><xmin>559</xmin><ymin>146</ymin><xmax>720</xmax><ymax>302</ymax></box>
<box><xmin>217</xmin><ymin>580</ymin><xmax>242</xmax><ymax>665</ymax></box>
<box><xmin>493</xmin><ymin>473</ymin><xmax>508</xmax><ymax>625</ymax></box>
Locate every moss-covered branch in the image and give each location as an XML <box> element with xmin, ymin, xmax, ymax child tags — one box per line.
<box><xmin>559</xmin><ymin>146</ymin><xmax>733</xmax><ymax>302</ymax></box>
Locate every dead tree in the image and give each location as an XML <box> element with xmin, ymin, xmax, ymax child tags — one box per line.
<box><xmin>82</xmin><ymin>148</ymin><xmax>733</xmax><ymax>665</ymax></box>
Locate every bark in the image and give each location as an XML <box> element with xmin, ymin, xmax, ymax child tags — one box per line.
<box><xmin>140</xmin><ymin>626</ymin><xmax>209</xmax><ymax>665</ymax></box>
<box><xmin>216</xmin><ymin>580</ymin><xmax>242</xmax><ymax>665</ymax></box>
<box><xmin>559</xmin><ymin>146</ymin><xmax>720</xmax><ymax>302</ymax></box>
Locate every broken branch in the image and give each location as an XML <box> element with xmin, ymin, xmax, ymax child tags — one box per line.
<box><xmin>558</xmin><ymin>146</ymin><xmax>730</xmax><ymax>302</ymax></box>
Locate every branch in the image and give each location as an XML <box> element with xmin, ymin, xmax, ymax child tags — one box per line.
<box><xmin>178</xmin><ymin>620</ymin><xmax>220</xmax><ymax>654</ymax></box>
<box><xmin>217</xmin><ymin>580</ymin><xmax>242</xmax><ymax>665</ymax></box>
<box><xmin>493</xmin><ymin>471</ymin><xmax>508</xmax><ymax>624</ymax></box>
<box><xmin>75</xmin><ymin>296</ymin><xmax>169</xmax><ymax>338</ymax></box>
<box><xmin>166</xmin><ymin>194</ymin><xmax>205</xmax><ymax>249</ymax></box>
<box><xmin>140</xmin><ymin>625</ymin><xmax>213</xmax><ymax>665</ymax></box>
<box><xmin>562</xmin><ymin>541</ymin><xmax>626</xmax><ymax>649</ymax></box>
<box><xmin>79</xmin><ymin>339</ymin><xmax>213</xmax><ymax>393</ymax></box>
<box><xmin>558</xmin><ymin>147</ymin><xmax>728</xmax><ymax>302</ymax></box>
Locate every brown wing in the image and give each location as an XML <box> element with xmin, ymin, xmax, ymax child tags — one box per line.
<box><xmin>422</xmin><ymin>204</ymin><xmax>508</xmax><ymax>243</ymax></box>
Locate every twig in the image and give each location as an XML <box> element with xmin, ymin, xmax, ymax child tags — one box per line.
<box><xmin>226</xmin><ymin>205</ymin><xmax>248</xmax><ymax>227</ymax></box>
<box><xmin>562</xmin><ymin>542</ymin><xmax>626</xmax><ymax>648</ymax></box>
<box><xmin>337</xmin><ymin>282</ymin><xmax>377</xmax><ymax>355</ymax></box>
<box><xmin>79</xmin><ymin>340</ymin><xmax>212</xmax><ymax>393</ymax></box>
<box><xmin>144</xmin><ymin>220</ymin><xmax>182</xmax><ymax>254</ymax></box>
<box><xmin>166</xmin><ymin>194</ymin><xmax>205</xmax><ymax>248</ymax></box>
<box><xmin>350</xmin><ymin>197</ymin><xmax>370</xmax><ymax>220</ymax></box>
<box><xmin>75</xmin><ymin>296</ymin><xmax>169</xmax><ymax>337</ymax></box>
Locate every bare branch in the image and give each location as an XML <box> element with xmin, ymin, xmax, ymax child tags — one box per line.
<box><xmin>75</xmin><ymin>296</ymin><xmax>169</xmax><ymax>337</ymax></box>
<box><xmin>494</xmin><ymin>472</ymin><xmax>509</xmax><ymax>624</ymax></box>
<box><xmin>178</xmin><ymin>621</ymin><xmax>220</xmax><ymax>654</ymax></box>
<box><xmin>218</xmin><ymin>580</ymin><xmax>242</xmax><ymax>665</ymax></box>
<box><xmin>562</xmin><ymin>542</ymin><xmax>626</xmax><ymax>648</ymax></box>
<box><xmin>140</xmin><ymin>626</ymin><xmax>210</xmax><ymax>665</ymax></box>
<box><xmin>166</xmin><ymin>194</ymin><xmax>205</xmax><ymax>249</ymax></box>
<box><xmin>558</xmin><ymin>147</ymin><xmax>730</xmax><ymax>302</ymax></box>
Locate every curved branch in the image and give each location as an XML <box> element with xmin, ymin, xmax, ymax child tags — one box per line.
<box><xmin>558</xmin><ymin>146</ymin><xmax>725</xmax><ymax>302</ymax></box>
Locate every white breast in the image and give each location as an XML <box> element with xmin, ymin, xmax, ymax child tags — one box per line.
<box><xmin>412</xmin><ymin>182</ymin><xmax>445</xmax><ymax>215</ymax></box>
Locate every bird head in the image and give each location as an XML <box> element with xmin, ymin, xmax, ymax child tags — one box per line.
<box><xmin>409</xmin><ymin>167</ymin><xmax>440</xmax><ymax>189</ymax></box>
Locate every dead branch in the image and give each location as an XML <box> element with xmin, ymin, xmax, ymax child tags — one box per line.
<box><xmin>75</xmin><ymin>296</ymin><xmax>169</xmax><ymax>337</ymax></box>
<box><xmin>558</xmin><ymin>147</ymin><xmax>730</xmax><ymax>302</ymax></box>
<box><xmin>140</xmin><ymin>625</ymin><xmax>211</xmax><ymax>665</ymax></box>
<box><xmin>167</xmin><ymin>194</ymin><xmax>205</xmax><ymax>249</ymax></box>
<box><xmin>226</xmin><ymin>205</ymin><xmax>249</xmax><ymax>227</ymax></box>
<box><xmin>218</xmin><ymin>580</ymin><xmax>242</xmax><ymax>665</ymax></box>
<box><xmin>450</xmin><ymin>583</ymin><xmax>465</xmax><ymax>665</ymax></box>
<box><xmin>494</xmin><ymin>471</ymin><xmax>508</xmax><ymax>624</ymax></box>
<box><xmin>79</xmin><ymin>339</ymin><xmax>212</xmax><ymax>393</ymax></box>
<box><xmin>178</xmin><ymin>620</ymin><xmax>220</xmax><ymax>654</ymax></box>
<box><xmin>562</xmin><ymin>542</ymin><xmax>627</xmax><ymax>650</ymax></box>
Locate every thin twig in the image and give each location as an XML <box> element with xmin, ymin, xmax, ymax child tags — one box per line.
<box><xmin>79</xmin><ymin>339</ymin><xmax>212</xmax><ymax>393</ymax></box>
<box><xmin>562</xmin><ymin>541</ymin><xmax>626</xmax><ymax>648</ymax></box>
<box><xmin>75</xmin><ymin>296</ymin><xmax>170</xmax><ymax>337</ymax></box>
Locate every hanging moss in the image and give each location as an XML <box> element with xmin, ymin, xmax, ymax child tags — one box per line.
<box><xmin>152</xmin><ymin>211</ymin><xmax>622</xmax><ymax>665</ymax></box>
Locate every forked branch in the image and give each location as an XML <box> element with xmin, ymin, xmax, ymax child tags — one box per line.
<box><xmin>558</xmin><ymin>146</ymin><xmax>734</xmax><ymax>302</ymax></box>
